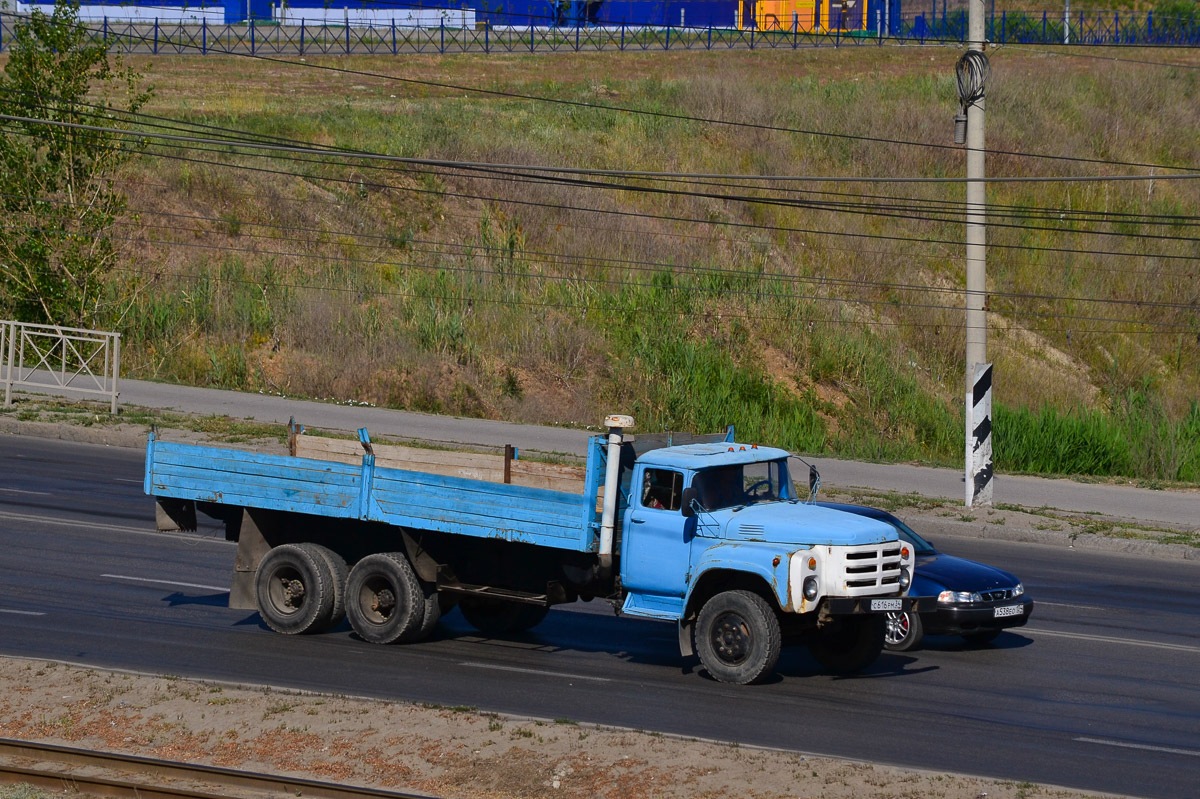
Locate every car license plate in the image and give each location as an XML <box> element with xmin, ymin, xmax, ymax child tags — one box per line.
<box><xmin>994</xmin><ymin>604</ymin><xmax>1023</xmax><ymax>618</ymax></box>
<box><xmin>870</xmin><ymin>599</ymin><xmax>902</xmax><ymax>611</ymax></box>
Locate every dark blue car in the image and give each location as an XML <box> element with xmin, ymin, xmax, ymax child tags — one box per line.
<box><xmin>820</xmin><ymin>503</ymin><xmax>1034</xmax><ymax>651</ymax></box>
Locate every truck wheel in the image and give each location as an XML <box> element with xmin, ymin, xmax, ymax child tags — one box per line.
<box><xmin>255</xmin><ymin>543</ymin><xmax>337</xmax><ymax>635</ymax></box>
<box><xmin>883</xmin><ymin>610</ymin><xmax>923</xmax><ymax>652</ymax></box>
<box><xmin>408</xmin><ymin>591</ymin><xmax>443</xmax><ymax>643</ymax></box>
<box><xmin>694</xmin><ymin>590</ymin><xmax>782</xmax><ymax>685</ymax></box>
<box><xmin>459</xmin><ymin>599</ymin><xmax>548</xmax><ymax>635</ymax></box>
<box><xmin>345</xmin><ymin>553</ymin><xmax>425</xmax><ymax>644</ymax></box>
<box><xmin>810</xmin><ymin>616</ymin><xmax>885</xmax><ymax>674</ymax></box>
<box><xmin>308</xmin><ymin>545</ymin><xmax>349</xmax><ymax>633</ymax></box>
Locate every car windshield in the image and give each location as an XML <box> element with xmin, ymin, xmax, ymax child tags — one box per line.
<box><xmin>692</xmin><ymin>459</ymin><xmax>790</xmax><ymax>510</ymax></box>
<box><xmin>892</xmin><ymin>519</ymin><xmax>937</xmax><ymax>555</ymax></box>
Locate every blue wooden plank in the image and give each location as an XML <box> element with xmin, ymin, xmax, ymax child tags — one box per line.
<box><xmin>372</xmin><ymin>503</ymin><xmax>583</xmax><ymax>543</ymax></box>
<box><xmin>151</xmin><ymin>463</ymin><xmax>357</xmax><ymax>500</ymax></box>
<box><xmin>149</xmin><ymin>484</ymin><xmax>359</xmax><ymax>519</ymax></box>
<box><xmin>373</xmin><ymin>495</ymin><xmax>582</xmax><ymax>536</ymax></box>
<box><xmin>372</xmin><ymin>474</ymin><xmax>586</xmax><ymax>517</ymax></box>
<box><xmin>372</xmin><ymin>482</ymin><xmax>586</xmax><ymax>529</ymax></box>
<box><xmin>153</xmin><ymin>447</ymin><xmax>361</xmax><ymax>485</ymax></box>
<box><xmin>364</xmin><ymin>509</ymin><xmax>577</xmax><ymax>548</ymax></box>
<box><xmin>149</xmin><ymin>474</ymin><xmax>357</xmax><ymax>510</ymax></box>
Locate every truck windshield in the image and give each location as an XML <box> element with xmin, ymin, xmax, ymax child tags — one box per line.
<box><xmin>692</xmin><ymin>459</ymin><xmax>790</xmax><ymax>510</ymax></box>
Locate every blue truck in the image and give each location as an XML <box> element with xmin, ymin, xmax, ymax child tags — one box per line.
<box><xmin>146</xmin><ymin>414</ymin><xmax>917</xmax><ymax>684</ymax></box>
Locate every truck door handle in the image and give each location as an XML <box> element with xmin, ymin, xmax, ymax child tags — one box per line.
<box><xmin>630</xmin><ymin>517</ymin><xmax>646</xmax><ymax>524</ymax></box>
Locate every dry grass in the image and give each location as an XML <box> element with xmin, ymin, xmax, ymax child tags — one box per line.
<box><xmin>74</xmin><ymin>44</ymin><xmax>1200</xmax><ymax>474</ymax></box>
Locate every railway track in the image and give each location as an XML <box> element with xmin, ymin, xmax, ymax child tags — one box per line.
<box><xmin>0</xmin><ymin>738</ymin><xmax>437</xmax><ymax>799</ymax></box>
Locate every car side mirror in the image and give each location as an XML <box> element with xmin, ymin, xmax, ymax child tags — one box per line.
<box><xmin>681</xmin><ymin>487</ymin><xmax>697</xmax><ymax>518</ymax></box>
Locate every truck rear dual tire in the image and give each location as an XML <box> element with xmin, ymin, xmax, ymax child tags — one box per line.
<box><xmin>255</xmin><ymin>543</ymin><xmax>344</xmax><ymax>635</ymax></box>
<box><xmin>345</xmin><ymin>552</ymin><xmax>432</xmax><ymax>644</ymax></box>
<box><xmin>694</xmin><ymin>590</ymin><xmax>782</xmax><ymax>685</ymax></box>
<box><xmin>810</xmin><ymin>615</ymin><xmax>886</xmax><ymax>674</ymax></box>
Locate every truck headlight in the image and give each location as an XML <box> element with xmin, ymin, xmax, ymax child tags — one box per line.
<box><xmin>803</xmin><ymin>576</ymin><xmax>819</xmax><ymax>601</ymax></box>
<box><xmin>899</xmin><ymin>568</ymin><xmax>911</xmax><ymax>590</ymax></box>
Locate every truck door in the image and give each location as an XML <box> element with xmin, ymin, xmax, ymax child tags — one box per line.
<box><xmin>620</xmin><ymin>466</ymin><xmax>692</xmax><ymax>598</ymax></box>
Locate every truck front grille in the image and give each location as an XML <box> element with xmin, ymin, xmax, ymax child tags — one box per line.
<box><xmin>834</xmin><ymin>543</ymin><xmax>904</xmax><ymax>595</ymax></box>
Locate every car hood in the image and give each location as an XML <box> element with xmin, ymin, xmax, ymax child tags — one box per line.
<box><xmin>713</xmin><ymin>502</ymin><xmax>898</xmax><ymax>547</ymax></box>
<box><xmin>912</xmin><ymin>553</ymin><xmax>1021</xmax><ymax>593</ymax></box>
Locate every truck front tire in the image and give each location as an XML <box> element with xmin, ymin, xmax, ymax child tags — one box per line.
<box><xmin>810</xmin><ymin>615</ymin><xmax>885</xmax><ymax>674</ymax></box>
<box><xmin>345</xmin><ymin>553</ymin><xmax>426</xmax><ymax>644</ymax></box>
<box><xmin>694</xmin><ymin>590</ymin><xmax>782</xmax><ymax>685</ymax></box>
<box><xmin>255</xmin><ymin>543</ymin><xmax>338</xmax><ymax>635</ymax></box>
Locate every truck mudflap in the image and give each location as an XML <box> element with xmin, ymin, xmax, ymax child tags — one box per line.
<box><xmin>825</xmin><ymin>596</ymin><xmax>929</xmax><ymax>615</ymax></box>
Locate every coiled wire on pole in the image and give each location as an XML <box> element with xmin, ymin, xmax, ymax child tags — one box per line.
<box><xmin>955</xmin><ymin>49</ymin><xmax>991</xmax><ymax>110</ymax></box>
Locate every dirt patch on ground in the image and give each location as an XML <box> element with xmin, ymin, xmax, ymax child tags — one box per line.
<box><xmin>0</xmin><ymin>658</ymin><xmax>1125</xmax><ymax>799</ymax></box>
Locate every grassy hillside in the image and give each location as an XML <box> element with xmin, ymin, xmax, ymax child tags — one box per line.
<box><xmin>48</xmin><ymin>46</ymin><xmax>1200</xmax><ymax>480</ymax></box>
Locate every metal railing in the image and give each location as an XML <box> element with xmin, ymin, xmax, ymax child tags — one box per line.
<box><xmin>1</xmin><ymin>11</ymin><xmax>1194</xmax><ymax>55</ymax></box>
<box><xmin>2</xmin><ymin>320</ymin><xmax>122</xmax><ymax>413</ymax></box>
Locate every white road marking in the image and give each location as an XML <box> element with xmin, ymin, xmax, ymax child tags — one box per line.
<box><xmin>1037</xmin><ymin>601</ymin><xmax>1108</xmax><ymax>612</ymax></box>
<box><xmin>459</xmin><ymin>662</ymin><xmax>610</xmax><ymax>682</ymax></box>
<box><xmin>1024</xmin><ymin>627</ymin><xmax>1200</xmax><ymax>654</ymax></box>
<box><xmin>0</xmin><ymin>488</ymin><xmax>52</xmax><ymax>496</ymax></box>
<box><xmin>102</xmin><ymin>574</ymin><xmax>228</xmax><ymax>592</ymax></box>
<box><xmin>1075</xmin><ymin>737</ymin><xmax>1200</xmax><ymax>758</ymax></box>
<box><xmin>0</xmin><ymin>609</ymin><xmax>46</xmax><ymax>616</ymax></box>
<box><xmin>0</xmin><ymin>510</ymin><xmax>230</xmax><ymax>543</ymax></box>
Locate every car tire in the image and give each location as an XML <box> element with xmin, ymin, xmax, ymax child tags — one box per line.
<box><xmin>883</xmin><ymin>610</ymin><xmax>923</xmax><ymax>652</ymax></box>
<box><xmin>810</xmin><ymin>615</ymin><xmax>885</xmax><ymax>674</ymax></box>
<box><xmin>694</xmin><ymin>590</ymin><xmax>782</xmax><ymax>685</ymax></box>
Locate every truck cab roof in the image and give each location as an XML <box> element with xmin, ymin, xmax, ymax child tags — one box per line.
<box><xmin>637</xmin><ymin>442</ymin><xmax>791</xmax><ymax>470</ymax></box>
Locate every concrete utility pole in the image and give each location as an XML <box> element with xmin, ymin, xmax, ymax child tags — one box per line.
<box><xmin>962</xmin><ymin>0</ymin><xmax>992</xmax><ymax>507</ymax></box>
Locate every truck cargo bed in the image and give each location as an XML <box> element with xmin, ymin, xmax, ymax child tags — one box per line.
<box><xmin>144</xmin><ymin>434</ymin><xmax>601</xmax><ymax>551</ymax></box>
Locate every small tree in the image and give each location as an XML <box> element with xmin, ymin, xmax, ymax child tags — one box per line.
<box><xmin>0</xmin><ymin>0</ymin><xmax>150</xmax><ymax>327</ymax></box>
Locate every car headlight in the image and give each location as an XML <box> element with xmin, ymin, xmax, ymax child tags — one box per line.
<box><xmin>937</xmin><ymin>590</ymin><xmax>981</xmax><ymax>604</ymax></box>
<box><xmin>898</xmin><ymin>568</ymin><xmax>911</xmax><ymax>590</ymax></box>
<box><xmin>803</xmin><ymin>576</ymin><xmax>819</xmax><ymax>601</ymax></box>
<box><xmin>1012</xmin><ymin>582</ymin><xmax>1024</xmax><ymax>597</ymax></box>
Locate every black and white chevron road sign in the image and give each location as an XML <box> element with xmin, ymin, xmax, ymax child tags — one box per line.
<box><xmin>966</xmin><ymin>363</ymin><xmax>994</xmax><ymax>507</ymax></box>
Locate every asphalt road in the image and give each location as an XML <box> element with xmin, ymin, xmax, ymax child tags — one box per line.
<box><xmin>1</xmin><ymin>436</ymin><xmax>1198</xmax><ymax>799</ymax></box>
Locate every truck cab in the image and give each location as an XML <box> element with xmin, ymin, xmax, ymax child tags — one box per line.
<box><xmin>616</xmin><ymin>441</ymin><xmax>914</xmax><ymax>684</ymax></box>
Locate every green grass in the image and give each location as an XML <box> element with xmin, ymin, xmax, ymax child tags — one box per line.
<box><xmin>14</xmin><ymin>45</ymin><xmax>1193</xmax><ymax>483</ymax></box>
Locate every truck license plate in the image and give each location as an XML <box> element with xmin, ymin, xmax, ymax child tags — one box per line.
<box><xmin>870</xmin><ymin>599</ymin><xmax>902</xmax><ymax>611</ymax></box>
<box><xmin>994</xmin><ymin>604</ymin><xmax>1023</xmax><ymax>618</ymax></box>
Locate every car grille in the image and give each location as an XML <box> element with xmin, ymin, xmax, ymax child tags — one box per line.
<box><xmin>980</xmin><ymin>588</ymin><xmax>1019</xmax><ymax>602</ymax></box>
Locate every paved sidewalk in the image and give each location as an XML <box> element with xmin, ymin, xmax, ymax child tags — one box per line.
<box><xmin>10</xmin><ymin>375</ymin><xmax>1199</xmax><ymax>528</ymax></box>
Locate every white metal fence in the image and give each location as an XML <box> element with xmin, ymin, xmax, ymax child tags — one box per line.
<box><xmin>1</xmin><ymin>320</ymin><xmax>122</xmax><ymax>413</ymax></box>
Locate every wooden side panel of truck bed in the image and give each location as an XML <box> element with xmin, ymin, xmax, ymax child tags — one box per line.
<box><xmin>145</xmin><ymin>436</ymin><xmax>600</xmax><ymax>552</ymax></box>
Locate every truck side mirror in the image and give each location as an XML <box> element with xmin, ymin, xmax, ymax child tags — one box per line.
<box><xmin>809</xmin><ymin>465</ymin><xmax>818</xmax><ymax>495</ymax></box>
<box><xmin>681</xmin><ymin>487</ymin><xmax>697</xmax><ymax>517</ymax></box>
